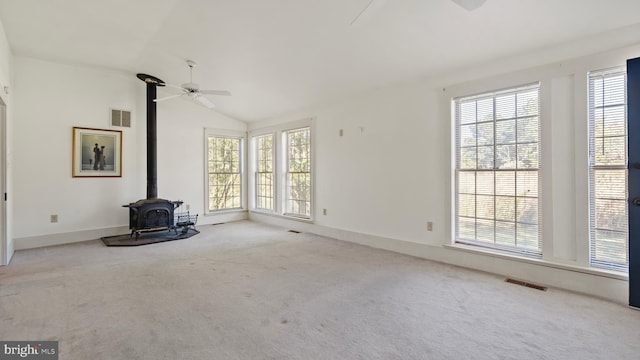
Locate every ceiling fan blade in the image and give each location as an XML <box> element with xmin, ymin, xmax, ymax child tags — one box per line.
<box><xmin>451</xmin><ymin>0</ymin><xmax>487</xmax><ymax>11</ymax></box>
<box><xmin>199</xmin><ymin>90</ymin><xmax>231</xmax><ymax>96</ymax></box>
<box><xmin>193</xmin><ymin>94</ymin><xmax>216</xmax><ymax>109</ymax></box>
<box><xmin>163</xmin><ymin>83</ymin><xmax>188</xmax><ymax>91</ymax></box>
<box><xmin>154</xmin><ymin>94</ymin><xmax>183</xmax><ymax>102</ymax></box>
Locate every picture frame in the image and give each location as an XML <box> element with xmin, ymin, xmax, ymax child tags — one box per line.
<box><xmin>72</xmin><ymin>127</ymin><xmax>122</xmax><ymax>177</ymax></box>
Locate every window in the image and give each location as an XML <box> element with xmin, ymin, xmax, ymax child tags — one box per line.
<box><xmin>255</xmin><ymin>134</ymin><xmax>274</xmax><ymax>211</ymax></box>
<box><xmin>249</xmin><ymin>120</ymin><xmax>313</xmax><ymax>220</ymax></box>
<box><xmin>285</xmin><ymin>127</ymin><xmax>312</xmax><ymax>218</ymax></box>
<box><xmin>206</xmin><ymin>132</ymin><xmax>244</xmax><ymax>212</ymax></box>
<box><xmin>454</xmin><ymin>83</ymin><xmax>541</xmax><ymax>256</ymax></box>
<box><xmin>588</xmin><ymin>67</ymin><xmax>628</xmax><ymax>272</ymax></box>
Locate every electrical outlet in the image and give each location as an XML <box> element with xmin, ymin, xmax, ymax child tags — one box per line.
<box><xmin>323</xmin><ymin>208</ymin><xmax>327</xmax><ymax>215</ymax></box>
<box><xmin>427</xmin><ymin>221</ymin><xmax>433</xmax><ymax>231</ymax></box>
<box><xmin>186</xmin><ymin>204</ymin><xmax>190</xmax><ymax>211</ymax></box>
<box><xmin>50</xmin><ymin>214</ymin><xmax>58</xmax><ymax>223</ymax></box>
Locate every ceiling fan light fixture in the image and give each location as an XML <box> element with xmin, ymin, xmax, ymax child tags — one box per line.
<box><xmin>451</xmin><ymin>0</ymin><xmax>487</xmax><ymax>11</ymax></box>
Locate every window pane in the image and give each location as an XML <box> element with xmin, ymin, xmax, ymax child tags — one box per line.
<box><xmin>460</xmin><ymin>102</ymin><xmax>476</xmax><ymax>124</ymax></box>
<box><xmin>476</xmin><ymin>195</ymin><xmax>494</xmax><ymax>220</ymax></box>
<box><xmin>516</xmin><ymin>197</ymin><xmax>538</xmax><ymax>224</ymax></box>
<box><xmin>594</xmin><ymin>169</ymin><xmax>626</xmax><ymax>200</ymax></box>
<box><xmin>477</xmin><ymin>98</ymin><xmax>494</xmax><ymax>122</ymax></box>
<box><xmin>496</xmin><ymin>120</ymin><xmax>515</xmax><ymax>144</ymax></box>
<box><xmin>495</xmin><ymin>196</ymin><xmax>515</xmax><ymax>222</ymax></box>
<box><xmin>602</xmin><ymin>74</ymin><xmax>625</xmax><ymax>106</ymax></box>
<box><xmin>517</xmin><ymin>90</ymin><xmax>539</xmax><ymax>117</ymax></box>
<box><xmin>495</xmin><ymin>94</ymin><xmax>515</xmax><ymax>120</ymax></box>
<box><xmin>476</xmin><ymin>122</ymin><xmax>494</xmax><ymax>146</ymax></box>
<box><xmin>458</xmin><ymin>194</ymin><xmax>476</xmax><ymax>218</ymax></box>
<box><xmin>495</xmin><ymin>171</ymin><xmax>516</xmax><ymax>196</ymax></box>
<box><xmin>594</xmin><ymin>136</ymin><xmax>626</xmax><ymax>166</ymax></box>
<box><xmin>460</xmin><ymin>147</ymin><xmax>477</xmax><ymax>169</ymax></box>
<box><xmin>595</xmin><ymin>199</ymin><xmax>627</xmax><ymax>232</ymax></box>
<box><xmin>476</xmin><ymin>172</ymin><xmax>494</xmax><ymax>195</ymax></box>
<box><xmin>517</xmin><ymin>143</ymin><xmax>539</xmax><ymax>169</ymax></box>
<box><xmin>460</xmin><ymin>124</ymin><xmax>476</xmax><ymax>147</ymax></box>
<box><xmin>458</xmin><ymin>217</ymin><xmax>476</xmax><ymax>240</ymax></box>
<box><xmin>496</xmin><ymin>221</ymin><xmax>516</xmax><ymax>246</ymax></box>
<box><xmin>516</xmin><ymin>171</ymin><xmax>538</xmax><ymax>197</ymax></box>
<box><xmin>477</xmin><ymin>146</ymin><xmax>494</xmax><ymax>169</ymax></box>
<box><xmin>593</xmin><ymin>229</ymin><xmax>627</xmax><ymax>265</ymax></box>
<box><xmin>496</xmin><ymin>144</ymin><xmax>516</xmax><ymax>169</ymax></box>
<box><xmin>517</xmin><ymin>223</ymin><xmax>539</xmax><ymax>250</ymax></box>
<box><xmin>517</xmin><ymin>117</ymin><xmax>539</xmax><ymax>143</ymax></box>
<box><xmin>458</xmin><ymin>171</ymin><xmax>476</xmax><ymax>194</ymax></box>
<box><xmin>476</xmin><ymin>219</ymin><xmax>494</xmax><ymax>243</ymax></box>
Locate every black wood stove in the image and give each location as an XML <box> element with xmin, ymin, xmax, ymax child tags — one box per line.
<box><xmin>123</xmin><ymin>74</ymin><xmax>182</xmax><ymax>238</ymax></box>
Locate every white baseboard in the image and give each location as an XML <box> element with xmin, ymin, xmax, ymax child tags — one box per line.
<box><xmin>14</xmin><ymin>211</ymin><xmax>249</xmax><ymax>251</ymax></box>
<box><xmin>14</xmin><ymin>226</ymin><xmax>130</xmax><ymax>250</ymax></box>
<box><xmin>200</xmin><ymin>210</ymin><xmax>248</xmax><ymax>225</ymax></box>
<box><xmin>249</xmin><ymin>212</ymin><xmax>629</xmax><ymax>305</ymax></box>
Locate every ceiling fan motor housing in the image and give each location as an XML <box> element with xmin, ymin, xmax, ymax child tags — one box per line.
<box><xmin>181</xmin><ymin>82</ymin><xmax>199</xmax><ymax>92</ymax></box>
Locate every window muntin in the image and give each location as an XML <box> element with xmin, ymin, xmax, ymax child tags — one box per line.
<box><xmin>455</xmin><ymin>84</ymin><xmax>541</xmax><ymax>256</ymax></box>
<box><xmin>207</xmin><ymin>135</ymin><xmax>242</xmax><ymax>211</ymax></box>
<box><xmin>285</xmin><ymin>127</ymin><xmax>311</xmax><ymax>218</ymax></box>
<box><xmin>255</xmin><ymin>134</ymin><xmax>274</xmax><ymax>211</ymax></box>
<box><xmin>588</xmin><ymin>67</ymin><xmax>628</xmax><ymax>272</ymax></box>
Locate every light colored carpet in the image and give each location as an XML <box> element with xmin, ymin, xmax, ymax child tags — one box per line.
<box><xmin>1</xmin><ymin>220</ymin><xmax>638</xmax><ymax>359</ymax></box>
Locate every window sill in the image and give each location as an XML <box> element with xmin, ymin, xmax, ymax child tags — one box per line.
<box><xmin>203</xmin><ymin>209</ymin><xmax>247</xmax><ymax>217</ymax></box>
<box><xmin>444</xmin><ymin>243</ymin><xmax>628</xmax><ymax>281</ymax></box>
<box><xmin>249</xmin><ymin>210</ymin><xmax>314</xmax><ymax>224</ymax></box>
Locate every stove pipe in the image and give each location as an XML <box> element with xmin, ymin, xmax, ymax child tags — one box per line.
<box><xmin>136</xmin><ymin>73</ymin><xmax>165</xmax><ymax>199</ymax></box>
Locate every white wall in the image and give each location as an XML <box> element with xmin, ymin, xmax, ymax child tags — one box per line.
<box><xmin>249</xmin><ymin>32</ymin><xmax>640</xmax><ymax>303</ymax></box>
<box><xmin>12</xmin><ymin>57</ymin><xmax>247</xmax><ymax>248</ymax></box>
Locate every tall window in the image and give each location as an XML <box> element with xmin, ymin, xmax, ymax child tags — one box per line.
<box><xmin>285</xmin><ymin>127</ymin><xmax>311</xmax><ymax>218</ymax></box>
<box><xmin>206</xmin><ymin>134</ymin><xmax>243</xmax><ymax>212</ymax></box>
<box><xmin>255</xmin><ymin>134</ymin><xmax>274</xmax><ymax>211</ymax></box>
<box><xmin>454</xmin><ymin>83</ymin><xmax>541</xmax><ymax>256</ymax></box>
<box><xmin>588</xmin><ymin>67</ymin><xmax>628</xmax><ymax>272</ymax></box>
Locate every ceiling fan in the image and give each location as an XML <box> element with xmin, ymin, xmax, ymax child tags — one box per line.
<box><xmin>155</xmin><ymin>60</ymin><xmax>231</xmax><ymax>109</ymax></box>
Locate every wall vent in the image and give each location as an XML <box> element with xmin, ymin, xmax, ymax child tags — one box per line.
<box><xmin>505</xmin><ymin>278</ymin><xmax>547</xmax><ymax>291</ymax></box>
<box><xmin>111</xmin><ymin>109</ymin><xmax>131</xmax><ymax>128</ymax></box>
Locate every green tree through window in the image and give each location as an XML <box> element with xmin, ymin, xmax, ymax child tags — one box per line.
<box><xmin>286</xmin><ymin>128</ymin><xmax>311</xmax><ymax>218</ymax></box>
<box><xmin>208</xmin><ymin>136</ymin><xmax>242</xmax><ymax>211</ymax></box>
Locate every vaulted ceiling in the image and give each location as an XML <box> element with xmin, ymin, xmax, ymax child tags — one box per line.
<box><xmin>2</xmin><ymin>0</ymin><xmax>640</xmax><ymax>122</ymax></box>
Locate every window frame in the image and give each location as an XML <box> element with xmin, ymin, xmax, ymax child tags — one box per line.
<box><xmin>453</xmin><ymin>82</ymin><xmax>542</xmax><ymax>258</ymax></box>
<box><xmin>204</xmin><ymin>128</ymin><xmax>247</xmax><ymax>215</ymax></box>
<box><xmin>283</xmin><ymin>126</ymin><xmax>312</xmax><ymax>219</ymax></box>
<box><xmin>587</xmin><ymin>66</ymin><xmax>629</xmax><ymax>272</ymax></box>
<box><xmin>254</xmin><ymin>133</ymin><xmax>276</xmax><ymax>213</ymax></box>
<box><xmin>248</xmin><ymin>118</ymin><xmax>314</xmax><ymax>221</ymax></box>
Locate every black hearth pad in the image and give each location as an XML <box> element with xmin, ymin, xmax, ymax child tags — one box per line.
<box><xmin>101</xmin><ymin>228</ymin><xmax>200</xmax><ymax>247</ymax></box>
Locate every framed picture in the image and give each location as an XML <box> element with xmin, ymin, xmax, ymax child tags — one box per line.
<box><xmin>72</xmin><ymin>127</ymin><xmax>122</xmax><ymax>177</ymax></box>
